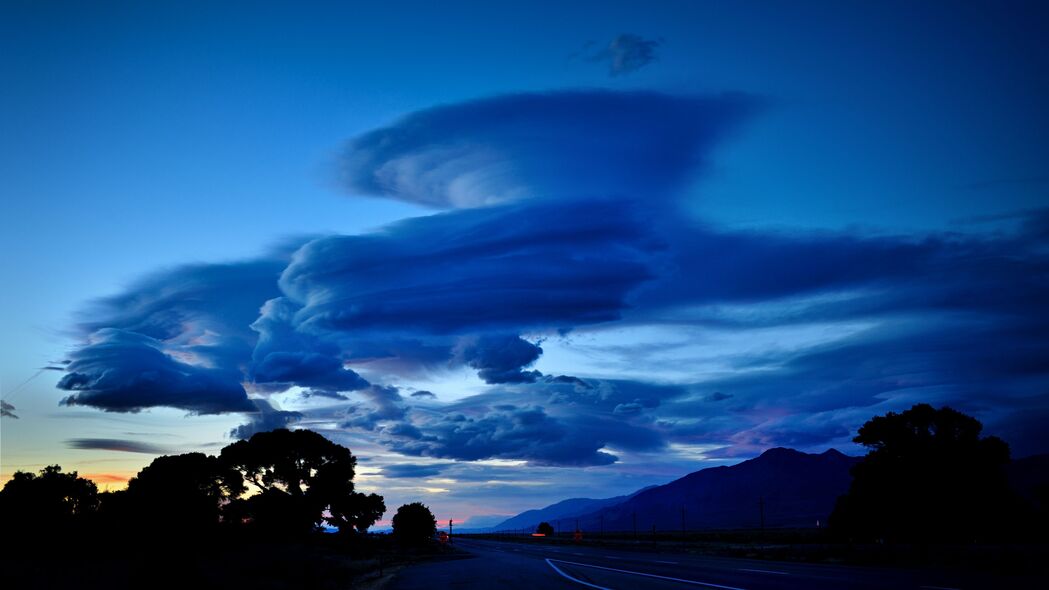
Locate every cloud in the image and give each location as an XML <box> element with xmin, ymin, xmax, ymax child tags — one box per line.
<box><xmin>56</xmin><ymin>90</ymin><xmax>757</xmax><ymax>419</ymax></box>
<box><xmin>74</xmin><ymin>254</ymin><xmax>289</xmax><ymax>369</ymax></box>
<box><xmin>65</xmin><ymin>438</ymin><xmax>169</xmax><ymax>454</ymax></box>
<box><xmin>585</xmin><ymin>34</ymin><xmax>663</xmax><ymax>76</ymax></box>
<box><xmin>53</xmin><ymin>86</ymin><xmax>1049</xmax><ymax>468</ymax></box>
<box><xmin>410</xmin><ymin>390</ymin><xmax>437</xmax><ymax>399</ymax></box>
<box><xmin>381</xmin><ymin>463</ymin><xmax>454</xmax><ymax>478</ymax></box>
<box><xmin>613</xmin><ymin>402</ymin><xmax>644</xmax><ymax>415</ymax></box>
<box><xmin>83</xmin><ymin>473</ymin><xmax>132</xmax><ymax>485</ymax></box>
<box><xmin>362</xmin><ymin>378</ymin><xmax>679</xmax><ymax>467</ymax></box>
<box><xmin>386</xmin><ymin>403</ymin><xmax>618</xmax><ymax>466</ymax></box>
<box><xmin>248</xmin><ymin>297</ymin><xmax>370</xmax><ymax>396</ymax></box>
<box><xmin>339</xmin><ymin>90</ymin><xmax>756</xmax><ymax>208</ymax></box>
<box><xmin>57</xmin><ymin>249</ymin><xmax>296</xmax><ymax>414</ymax></box>
<box><xmin>338</xmin><ymin>385</ymin><xmax>411</xmax><ymax>434</ymax></box>
<box><xmin>1</xmin><ymin>400</ymin><xmax>18</xmax><ymax>419</ymax></box>
<box><xmin>58</xmin><ymin>329</ymin><xmax>253</xmax><ymax>414</ymax></box>
<box><xmin>281</xmin><ymin>199</ymin><xmax>656</xmax><ymax>338</ymax></box>
<box><xmin>455</xmin><ymin>334</ymin><xmax>543</xmax><ymax>384</ymax></box>
<box><xmin>229</xmin><ymin>398</ymin><xmax>304</xmax><ymax>440</ymax></box>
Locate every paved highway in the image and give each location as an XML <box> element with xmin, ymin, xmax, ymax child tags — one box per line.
<box><xmin>389</xmin><ymin>537</ymin><xmax>1045</xmax><ymax>589</ymax></box>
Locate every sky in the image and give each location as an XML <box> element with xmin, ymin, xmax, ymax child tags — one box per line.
<box><xmin>2</xmin><ymin>0</ymin><xmax>1048</xmax><ymax>528</ymax></box>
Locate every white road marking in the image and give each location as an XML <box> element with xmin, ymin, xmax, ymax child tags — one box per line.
<box><xmin>737</xmin><ymin>568</ymin><xmax>789</xmax><ymax>575</ymax></box>
<box><xmin>547</xmin><ymin>558</ymin><xmax>748</xmax><ymax>590</ymax></box>
<box><xmin>545</xmin><ymin>559</ymin><xmax>612</xmax><ymax>590</ymax></box>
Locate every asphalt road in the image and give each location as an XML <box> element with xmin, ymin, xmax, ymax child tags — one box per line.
<box><xmin>389</xmin><ymin>538</ymin><xmax>1045</xmax><ymax>590</ymax></box>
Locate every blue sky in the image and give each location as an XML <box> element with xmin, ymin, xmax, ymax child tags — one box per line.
<box><xmin>2</xmin><ymin>0</ymin><xmax>1048</xmax><ymax>525</ymax></box>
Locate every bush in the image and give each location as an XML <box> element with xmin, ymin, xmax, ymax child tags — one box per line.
<box><xmin>392</xmin><ymin>502</ymin><xmax>437</xmax><ymax>546</ymax></box>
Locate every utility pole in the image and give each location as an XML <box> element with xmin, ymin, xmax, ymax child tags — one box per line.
<box><xmin>449</xmin><ymin>519</ymin><xmax>454</xmax><ymax>544</ymax></box>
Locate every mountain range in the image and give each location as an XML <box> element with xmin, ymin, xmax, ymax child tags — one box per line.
<box><xmin>491</xmin><ymin>447</ymin><xmax>860</xmax><ymax>533</ymax></box>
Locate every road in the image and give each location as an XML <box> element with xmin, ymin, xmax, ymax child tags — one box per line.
<box><xmin>389</xmin><ymin>538</ymin><xmax>1045</xmax><ymax>590</ymax></box>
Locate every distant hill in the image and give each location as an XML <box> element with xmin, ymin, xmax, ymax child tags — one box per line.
<box><xmin>491</xmin><ymin>448</ymin><xmax>860</xmax><ymax>533</ymax></box>
<box><xmin>572</xmin><ymin>448</ymin><xmax>860</xmax><ymax>532</ymax></box>
<box><xmin>491</xmin><ymin>486</ymin><xmax>658</xmax><ymax>532</ymax></box>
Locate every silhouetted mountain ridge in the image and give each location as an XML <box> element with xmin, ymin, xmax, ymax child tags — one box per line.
<box><xmin>491</xmin><ymin>485</ymin><xmax>658</xmax><ymax>532</ymax></box>
<box><xmin>494</xmin><ymin>447</ymin><xmax>860</xmax><ymax>533</ymax></box>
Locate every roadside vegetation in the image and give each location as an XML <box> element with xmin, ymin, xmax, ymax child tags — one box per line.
<box><xmin>0</xmin><ymin>429</ymin><xmax>452</xmax><ymax>589</ymax></box>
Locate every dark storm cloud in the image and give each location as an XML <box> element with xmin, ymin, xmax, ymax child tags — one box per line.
<box><xmin>65</xmin><ymin>438</ymin><xmax>169</xmax><ymax>454</ymax></box>
<box><xmin>585</xmin><ymin>34</ymin><xmax>663</xmax><ymax>76</ymax></box>
<box><xmin>386</xmin><ymin>404</ymin><xmax>619</xmax><ymax>466</ymax></box>
<box><xmin>58</xmin><ymin>329</ymin><xmax>253</xmax><ymax>414</ymax></box>
<box><xmin>338</xmin><ymin>90</ymin><xmax>757</xmax><ymax>208</ymax></box>
<box><xmin>455</xmin><ymin>334</ymin><xmax>543</xmax><ymax>384</ymax></box>
<box><xmin>367</xmin><ymin>378</ymin><xmax>679</xmax><ymax>467</ymax></box>
<box><xmin>229</xmin><ymin>399</ymin><xmax>304</xmax><ymax>440</ymax></box>
<box><xmin>57</xmin><ymin>249</ymin><xmax>297</xmax><ymax>414</ymax></box>
<box><xmin>280</xmin><ymin>198</ymin><xmax>656</xmax><ymax>336</ymax></box>
<box><xmin>249</xmin><ymin>298</ymin><xmax>369</xmax><ymax>396</ymax></box>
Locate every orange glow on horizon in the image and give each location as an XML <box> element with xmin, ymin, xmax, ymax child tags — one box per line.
<box><xmin>83</xmin><ymin>473</ymin><xmax>132</xmax><ymax>491</ymax></box>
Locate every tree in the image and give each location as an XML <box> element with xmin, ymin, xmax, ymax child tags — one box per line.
<box><xmin>830</xmin><ymin>403</ymin><xmax>1014</xmax><ymax>542</ymax></box>
<box><xmin>392</xmin><ymin>502</ymin><xmax>436</xmax><ymax>546</ymax></box>
<box><xmin>329</xmin><ymin>492</ymin><xmax>386</xmax><ymax>534</ymax></box>
<box><xmin>219</xmin><ymin>428</ymin><xmax>377</xmax><ymax>536</ymax></box>
<box><xmin>536</xmin><ymin>521</ymin><xmax>554</xmax><ymax>536</ymax></box>
<box><xmin>125</xmin><ymin>453</ymin><xmax>245</xmax><ymax>531</ymax></box>
<box><xmin>0</xmin><ymin>465</ymin><xmax>98</xmax><ymax>534</ymax></box>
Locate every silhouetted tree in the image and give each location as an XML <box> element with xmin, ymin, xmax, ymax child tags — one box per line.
<box><xmin>392</xmin><ymin>502</ymin><xmax>436</xmax><ymax>546</ymax></box>
<box><xmin>0</xmin><ymin>465</ymin><xmax>98</xmax><ymax>536</ymax></box>
<box><xmin>125</xmin><ymin>453</ymin><xmax>245</xmax><ymax>532</ymax></box>
<box><xmin>536</xmin><ymin>521</ymin><xmax>554</xmax><ymax>536</ymax></box>
<box><xmin>219</xmin><ymin>428</ymin><xmax>377</xmax><ymax>536</ymax></box>
<box><xmin>831</xmin><ymin>404</ymin><xmax>1014</xmax><ymax>542</ymax></box>
<box><xmin>329</xmin><ymin>492</ymin><xmax>386</xmax><ymax>534</ymax></box>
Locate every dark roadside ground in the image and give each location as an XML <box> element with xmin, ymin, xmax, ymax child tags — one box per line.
<box><xmin>0</xmin><ymin>530</ymin><xmax>462</xmax><ymax>590</ymax></box>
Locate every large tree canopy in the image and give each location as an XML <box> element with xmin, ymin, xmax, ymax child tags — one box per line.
<box><xmin>0</xmin><ymin>465</ymin><xmax>98</xmax><ymax>533</ymax></box>
<box><xmin>219</xmin><ymin>428</ymin><xmax>381</xmax><ymax>535</ymax></box>
<box><xmin>831</xmin><ymin>404</ymin><xmax>1015</xmax><ymax>542</ymax></box>
<box><xmin>124</xmin><ymin>452</ymin><xmax>245</xmax><ymax>530</ymax></box>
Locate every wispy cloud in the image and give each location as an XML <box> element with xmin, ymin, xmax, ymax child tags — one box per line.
<box><xmin>579</xmin><ymin>34</ymin><xmax>663</xmax><ymax>76</ymax></box>
<box><xmin>65</xmin><ymin>438</ymin><xmax>170</xmax><ymax>454</ymax></box>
